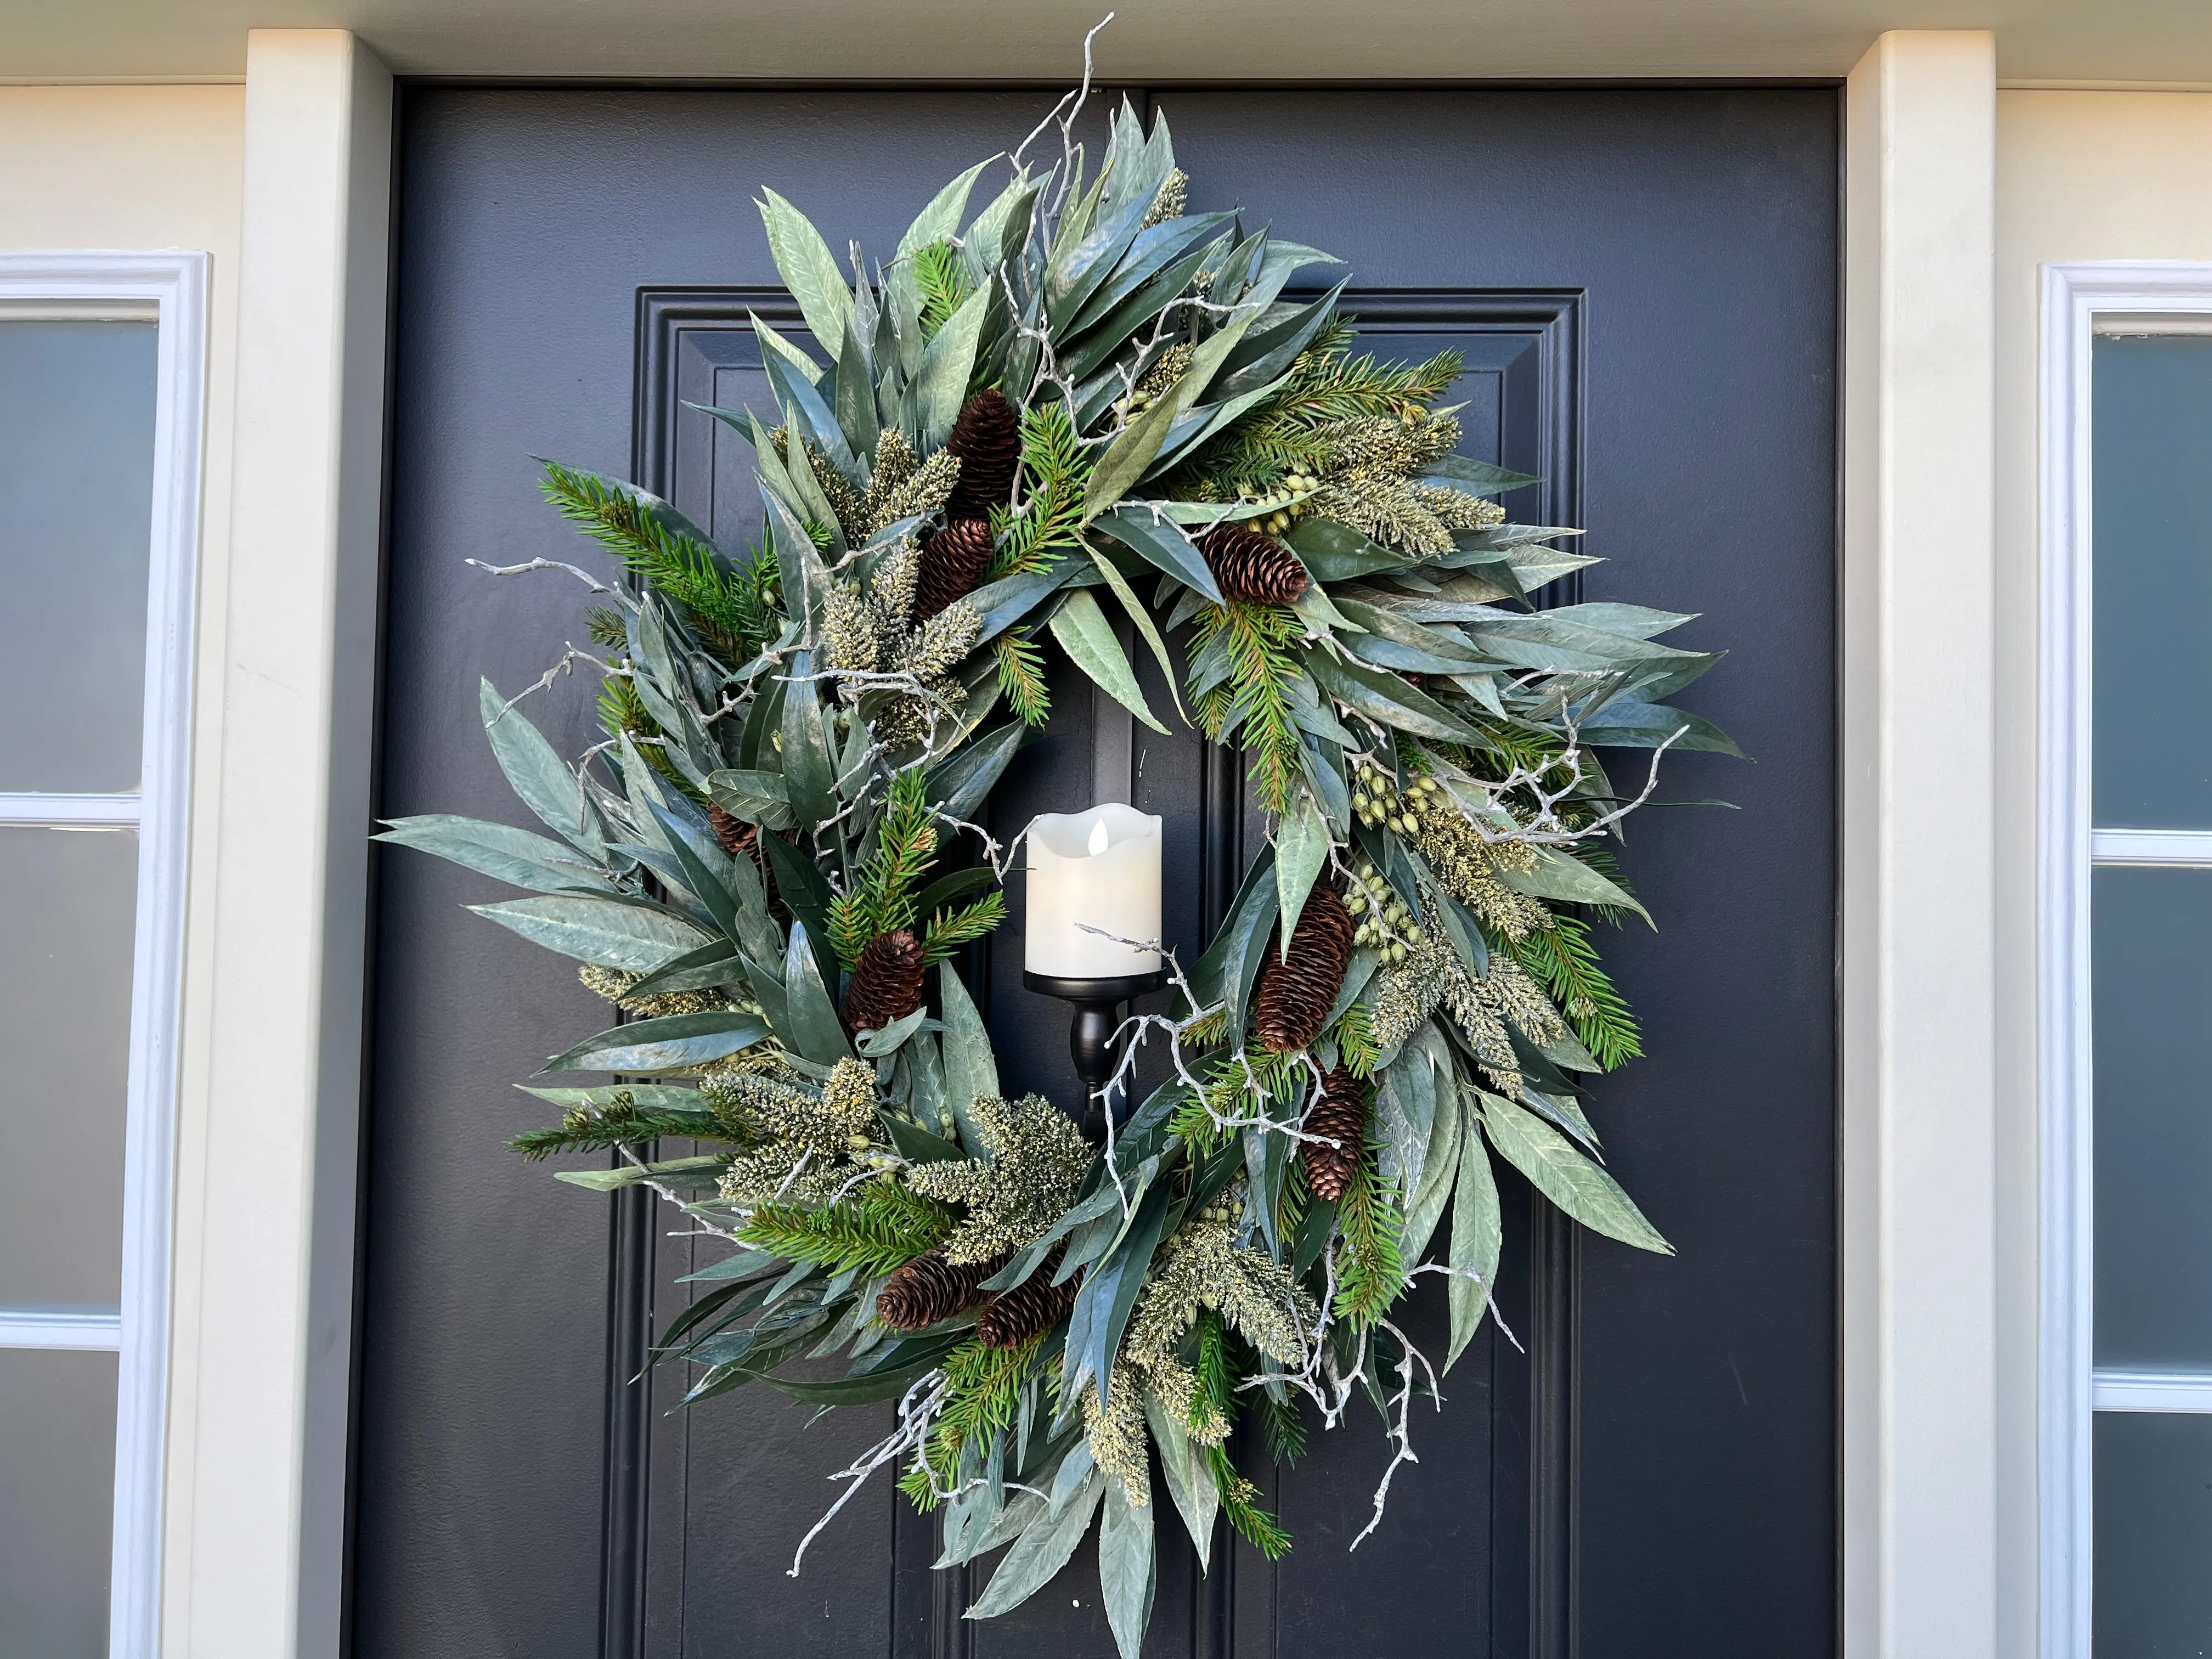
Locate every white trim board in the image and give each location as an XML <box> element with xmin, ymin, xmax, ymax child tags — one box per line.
<box><xmin>2092</xmin><ymin>1369</ymin><xmax>2212</xmax><ymax>1412</ymax></box>
<box><xmin>0</xmin><ymin>251</ymin><xmax>208</xmax><ymax>1659</ymax></box>
<box><xmin>2038</xmin><ymin>259</ymin><xmax>2212</xmax><ymax>1659</ymax></box>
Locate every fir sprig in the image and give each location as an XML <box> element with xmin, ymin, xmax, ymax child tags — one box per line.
<box><xmin>736</xmin><ymin>1181</ymin><xmax>957</xmax><ymax>1276</ymax></box>
<box><xmin>1171</xmin><ymin>344</ymin><xmax>1464</xmax><ymax>496</ymax></box>
<box><xmin>509</xmin><ymin>1105</ymin><xmax>726</xmax><ymax>1161</ymax></box>
<box><xmin>1331</xmin><ymin>1147</ymin><xmax>1405</xmax><ymax>1328</ymax></box>
<box><xmin>1190</xmin><ymin>600</ymin><xmax>1308</xmax><ymax>815</ymax></box>
<box><xmin>921</xmin><ymin>893</ymin><xmax>1009</xmax><ymax>963</ymax></box>
<box><xmin>994</xmin><ymin>629</ymin><xmax>1052</xmax><ymax>727</ymax></box>
<box><xmin>1256</xmin><ymin>1385</ymin><xmax>1306</xmax><ymax>1467</ymax></box>
<box><xmin>1193</xmin><ymin>1312</ymin><xmax>1293</xmax><ymax>1559</ymax></box>
<box><xmin>987</xmin><ymin>400</ymin><xmax>1091</xmax><ymax>580</ymax></box>
<box><xmin>827</xmin><ymin>770</ymin><xmax>939</xmax><ymax>968</ymax></box>
<box><xmin>912</xmin><ymin>240</ymin><xmax>974</xmax><ymax>339</ymax></box>
<box><xmin>540</xmin><ymin>460</ymin><xmax>780</xmax><ymax>665</ymax></box>
<box><xmin>1506</xmin><ymin>913</ymin><xmax>1641</xmax><ymax>1069</ymax></box>
<box><xmin>900</xmin><ymin>1335</ymin><xmax>1047</xmax><ymax>1509</ymax></box>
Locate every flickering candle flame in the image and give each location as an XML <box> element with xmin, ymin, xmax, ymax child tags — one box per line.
<box><xmin>1024</xmin><ymin>804</ymin><xmax>1163</xmax><ymax>979</ymax></box>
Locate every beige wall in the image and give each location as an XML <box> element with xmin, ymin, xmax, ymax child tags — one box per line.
<box><xmin>1993</xmin><ymin>87</ymin><xmax>2212</xmax><ymax>1659</ymax></box>
<box><xmin>0</xmin><ymin>82</ymin><xmax>245</xmax><ymax>1658</ymax></box>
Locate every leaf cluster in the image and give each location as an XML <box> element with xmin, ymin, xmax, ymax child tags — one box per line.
<box><xmin>1170</xmin><ymin>343</ymin><xmax>1464</xmax><ymax>497</ymax></box>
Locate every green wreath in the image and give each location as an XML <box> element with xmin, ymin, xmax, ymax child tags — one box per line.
<box><xmin>385</xmin><ymin>72</ymin><xmax>1736</xmax><ymax>1656</ymax></box>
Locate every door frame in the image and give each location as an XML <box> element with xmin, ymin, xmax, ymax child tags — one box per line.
<box><xmin>167</xmin><ymin>31</ymin><xmax>2003</xmax><ymax>1659</ymax></box>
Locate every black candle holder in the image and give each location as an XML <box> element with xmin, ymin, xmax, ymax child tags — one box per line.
<box><xmin>1022</xmin><ymin>968</ymin><xmax>1169</xmax><ymax>1143</ymax></box>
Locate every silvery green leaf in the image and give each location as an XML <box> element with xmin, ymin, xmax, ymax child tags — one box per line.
<box><xmin>1447</xmin><ymin>1109</ymin><xmax>1502</xmax><ymax>1370</ymax></box>
<box><xmin>1273</xmin><ymin>793</ymin><xmax>1331</xmax><ymax>963</ymax></box>
<box><xmin>960</xmin><ymin>173</ymin><xmax>1039</xmax><ymax>287</ymax></box>
<box><xmin>770</xmin><ymin>391</ymin><xmax>850</xmax><ymax>548</ymax></box>
<box><xmin>1576</xmin><ymin>699</ymin><xmax>1743</xmax><ymax>758</ymax></box>
<box><xmin>554</xmin><ymin>1153</ymin><xmax>731</xmax><ymax>1193</ymax></box>
<box><xmin>1061</xmin><ymin>1180</ymin><xmax>1171</xmax><ymax>1415</ymax></box>
<box><xmin>1098</xmin><ymin>1472</ymin><xmax>1156</xmax><ymax>1659</ymax></box>
<box><xmin>375</xmin><ymin>814</ymin><xmax>617</xmax><ymax>894</ymax></box>
<box><xmin>756</xmin><ymin>188</ymin><xmax>854</xmax><ymax>361</ymax></box>
<box><xmin>747</xmin><ymin>311</ymin><xmax>824</xmax><ymax>384</ymax></box>
<box><xmin>924</xmin><ymin>721</ymin><xmax>1024</xmax><ymax>826</ymax></box>
<box><xmin>1048</xmin><ymin>589</ymin><xmax>1169</xmax><ymax>735</ymax></box>
<box><xmin>479</xmin><ymin>678</ymin><xmax>604</xmax><ymax>858</ymax></box>
<box><xmin>914</xmin><ymin>281</ymin><xmax>991</xmax><ymax>449</ymax></box>
<box><xmin>618</xmin><ymin>937</ymin><xmax>742</xmax><ymax>1000</ymax></box>
<box><xmin>1551</xmin><ymin>601</ymin><xmax>1699</xmax><ymax>639</ymax></box>
<box><xmin>1185</xmin><ymin>845</ymin><xmax>1276</xmax><ymax>1029</ymax></box>
<box><xmin>898</xmin><ymin>156</ymin><xmax>995</xmax><ymax>256</ymax></box>
<box><xmin>1092</xmin><ymin>508</ymin><xmax>1222</xmax><ymax>603</ymax></box>
<box><xmin>1086</xmin><ymin>545</ymin><xmax>1185</xmax><ymax>722</ymax></box>
<box><xmin>1398</xmin><ymin>1074</ymin><xmax>1464</xmax><ymax>1268</ymax></box>
<box><xmin>1212</xmin><ymin>275</ymin><xmax>1348</xmax><ymax>397</ymax></box>
<box><xmin>1456</xmin><ymin>611</ymin><xmax>1705</xmax><ymax>675</ymax></box>
<box><xmin>783</xmin><ymin>920</ymin><xmax>855</xmax><ymax>1066</ymax></box>
<box><xmin>966</xmin><ymin>1469</ymin><xmax>1107</xmax><ymax>1621</ymax></box>
<box><xmin>1291</xmin><ymin>581</ymin><xmax>1365</xmax><ymax>637</ymax></box>
<box><xmin>1305</xmin><ymin>647</ymin><xmax>1487</xmax><ymax>747</ymax></box>
<box><xmin>940</xmin><ymin>1479</ymin><xmax>1047</xmax><ymax>1568</ymax></box>
<box><xmin>1534</xmin><ymin>1012</ymin><xmax>1605</xmax><ymax>1076</ymax></box>
<box><xmin>1495</xmin><ymin>845</ymin><xmax>1652</xmax><ymax>925</ymax></box>
<box><xmin>1420</xmin><ymin>453</ymin><xmax>1539</xmax><ymax>494</ymax></box>
<box><xmin>779</xmin><ymin>652</ymin><xmax>838</xmax><ymax>827</ymax></box>
<box><xmin>1285</xmin><ymin>516</ymin><xmax>1405</xmax><ymax>582</ymax></box>
<box><xmin>703</xmin><ymin>768</ymin><xmax>795</xmax><ymax>831</ymax></box>
<box><xmin>854</xmin><ymin>1006</ymin><xmax>931</xmax><ymax>1056</ymax></box>
<box><xmin>937</xmin><ymin>962</ymin><xmax>997</xmax><ymax>1149</ymax></box>
<box><xmin>470</xmin><ymin>894</ymin><xmax>711</xmax><ymax>970</ymax></box>
<box><xmin>1375</xmin><ymin>1031</ymin><xmax>1442</xmax><ymax>1194</ymax></box>
<box><xmin>1480</xmin><ymin>1093</ymin><xmax>1671</xmax><ymax>1255</ymax></box>
<box><xmin>1141</xmin><ymin>1392</ymin><xmax>1217</xmax><ymax>1571</ymax></box>
<box><xmin>1330</xmin><ymin>599</ymin><xmax>1488</xmax><ymax>667</ymax></box>
<box><xmin>834</xmin><ymin>312</ymin><xmax>881</xmax><ymax>479</ymax></box>
<box><xmin>517</xmin><ymin>1081</ymin><xmax>707</xmax><ymax>1113</ymax></box>
<box><xmin>541</xmin><ymin>1010</ymin><xmax>770</xmax><ymax>1075</ymax></box>
<box><xmin>1521</xmin><ymin>1085</ymin><xmax>1602</xmax><ymax>1150</ymax></box>
<box><xmin>1319</xmin><ymin>945</ymin><xmax>1380</xmax><ymax>1030</ymax></box>
<box><xmin>1082</xmin><ymin>385</ymin><xmax>1186</xmax><ymax>525</ymax></box>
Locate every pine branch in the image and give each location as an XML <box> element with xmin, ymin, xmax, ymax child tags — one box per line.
<box><xmin>1189</xmin><ymin>600</ymin><xmax>1307</xmax><ymax>815</ymax></box>
<box><xmin>511</xmin><ymin>1106</ymin><xmax>726</xmax><ymax>1160</ymax></box>
<box><xmin>921</xmin><ymin>892</ymin><xmax>1007</xmax><ymax>962</ymax></box>
<box><xmin>993</xmin><ymin>629</ymin><xmax>1052</xmax><ymax>727</ymax></box>
<box><xmin>986</xmin><ymin>400</ymin><xmax>1091</xmax><ymax>579</ymax></box>
<box><xmin>826</xmin><ymin>769</ymin><xmax>939</xmax><ymax>967</ymax></box>
<box><xmin>1331</xmin><ymin>1147</ymin><xmax>1404</xmax><ymax>1329</ymax></box>
<box><xmin>736</xmin><ymin>1183</ymin><xmax>957</xmax><ymax>1277</ymax></box>
<box><xmin>1256</xmin><ymin>1386</ymin><xmax>1306</xmax><ymax>1468</ymax></box>
<box><xmin>1170</xmin><ymin>345</ymin><xmax>1463</xmax><ymax>496</ymax></box>
<box><xmin>1328</xmin><ymin>1001</ymin><xmax>1380</xmax><ymax>1079</ymax></box>
<box><xmin>900</xmin><ymin>1336</ymin><xmax>1046</xmax><ymax>1509</ymax></box>
<box><xmin>1506</xmin><ymin>913</ymin><xmax>1642</xmax><ymax>1069</ymax></box>
<box><xmin>1187</xmin><ymin>1311</ymin><xmax>1294</xmax><ymax>1558</ymax></box>
<box><xmin>540</xmin><ymin>460</ymin><xmax>777</xmax><ymax>664</ymax></box>
<box><xmin>912</xmin><ymin>240</ymin><xmax>975</xmax><ymax>338</ymax></box>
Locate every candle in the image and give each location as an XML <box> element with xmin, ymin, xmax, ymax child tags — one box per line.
<box><xmin>1024</xmin><ymin>804</ymin><xmax>1163</xmax><ymax>979</ymax></box>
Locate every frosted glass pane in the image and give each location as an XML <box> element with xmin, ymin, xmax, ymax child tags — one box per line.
<box><xmin>2094</xmin><ymin>866</ymin><xmax>2212</xmax><ymax>1369</ymax></box>
<box><xmin>2095</xmin><ymin>1412</ymin><xmax>2212</xmax><ymax>1655</ymax></box>
<box><xmin>0</xmin><ymin>319</ymin><xmax>156</xmax><ymax>792</ymax></box>
<box><xmin>0</xmin><ymin>1347</ymin><xmax>115</xmax><ymax>1659</ymax></box>
<box><xmin>2092</xmin><ymin>335</ymin><xmax>2212</xmax><ymax>831</ymax></box>
<box><xmin>0</xmin><ymin>827</ymin><xmax>134</xmax><ymax>1311</ymax></box>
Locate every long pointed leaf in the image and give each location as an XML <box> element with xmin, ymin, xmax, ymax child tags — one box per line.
<box><xmin>1048</xmin><ymin>589</ymin><xmax>1167</xmax><ymax>735</ymax></box>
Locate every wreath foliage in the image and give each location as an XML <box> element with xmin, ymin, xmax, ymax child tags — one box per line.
<box><xmin>385</xmin><ymin>66</ymin><xmax>1737</xmax><ymax>1654</ymax></box>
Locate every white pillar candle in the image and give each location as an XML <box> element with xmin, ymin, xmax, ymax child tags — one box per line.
<box><xmin>1024</xmin><ymin>804</ymin><xmax>1163</xmax><ymax>979</ymax></box>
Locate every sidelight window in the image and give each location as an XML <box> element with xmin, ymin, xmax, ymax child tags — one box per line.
<box><xmin>2042</xmin><ymin>266</ymin><xmax>2212</xmax><ymax>1659</ymax></box>
<box><xmin>0</xmin><ymin>257</ymin><xmax>205</xmax><ymax>1659</ymax></box>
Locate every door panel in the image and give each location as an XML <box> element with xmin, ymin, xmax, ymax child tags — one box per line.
<box><xmin>362</xmin><ymin>84</ymin><xmax>1836</xmax><ymax>1659</ymax></box>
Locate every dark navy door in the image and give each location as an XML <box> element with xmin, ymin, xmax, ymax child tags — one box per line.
<box><xmin>359</xmin><ymin>84</ymin><xmax>1837</xmax><ymax>1659</ymax></box>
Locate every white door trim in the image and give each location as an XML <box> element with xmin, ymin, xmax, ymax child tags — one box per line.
<box><xmin>0</xmin><ymin>249</ymin><xmax>209</xmax><ymax>1659</ymax></box>
<box><xmin>2036</xmin><ymin>257</ymin><xmax>2212</xmax><ymax>1659</ymax></box>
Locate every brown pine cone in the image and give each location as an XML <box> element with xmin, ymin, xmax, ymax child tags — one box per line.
<box><xmin>1302</xmin><ymin>1065</ymin><xmax>1368</xmax><ymax>1201</ymax></box>
<box><xmin>1198</xmin><ymin>521</ymin><xmax>1310</xmax><ymax>606</ymax></box>
<box><xmin>944</xmin><ymin>389</ymin><xmax>1022</xmax><ymax>520</ymax></box>
<box><xmin>1253</xmin><ymin>887</ymin><xmax>1355</xmax><ymax>1053</ymax></box>
<box><xmin>843</xmin><ymin>929</ymin><xmax>927</xmax><ymax>1036</ymax></box>
<box><xmin>977</xmin><ymin>1245</ymin><xmax>1084</xmax><ymax>1348</ymax></box>
<box><xmin>707</xmin><ymin>803</ymin><xmax>759</xmax><ymax>861</ymax></box>
<box><xmin>915</xmin><ymin>517</ymin><xmax>994</xmax><ymax>622</ymax></box>
<box><xmin>876</xmin><ymin>1246</ymin><xmax>1005</xmax><ymax>1330</ymax></box>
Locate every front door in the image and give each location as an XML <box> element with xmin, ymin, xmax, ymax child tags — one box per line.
<box><xmin>359</xmin><ymin>84</ymin><xmax>1837</xmax><ymax>1658</ymax></box>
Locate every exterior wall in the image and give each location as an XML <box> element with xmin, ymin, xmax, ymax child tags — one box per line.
<box><xmin>1993</xmin><ymin>87</ymin><xmax>2212</xmax><ymax>1659</ymax></box>
<box><xmin>0</xmin><ymin>82</ymin><xmax>245</xmax><ymax>1659</ymax></box>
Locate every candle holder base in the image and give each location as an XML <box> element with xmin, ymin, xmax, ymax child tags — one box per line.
<box><xmin>1023</xmin><ymin>969</ymin><xmax>1169</xmax><ymax>1143</ymax></box>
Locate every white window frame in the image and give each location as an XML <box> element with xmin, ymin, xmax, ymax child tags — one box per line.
<box><xmin>0</xmin><ymin>252</ymin><xmax>207</xmax><ymax>1659</ymax></box>
<box><xmin>2039</xmin><ymin>259</ymin><xmax>2212</xmax><ymax>1659</ymax></box>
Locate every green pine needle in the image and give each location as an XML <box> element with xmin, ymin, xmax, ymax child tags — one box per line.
<box><xmin>994</xmin><ymin>629</ymin><xmax>1052</xmax><ymax>727</ymax></box>
<box><xmin>1331</xmin><ymin>1146</ymin><xmax>1405</xmax><ymax>1328</ymax></box>
<box><xmin>1506</xmin><ymin>912</ymin><xmax>1643</xmax><ymax>1069</ymax></box>
<box><xmin>1256</xmin><ymin>1387</ymin><xmax>1307</xmax><ymax>1468</ymax></box>
<box><xmin>900</xmin><ymin>1336</ymin><xmax>1047</xmax><ymax>1510</ymax></box>
<box><xmin>986</xmin><ymin>400</ymin><xmax>1091</xmax><ymax>580</ymax></box>
<box><xmin>921</xmin><ymin>892</ymin><xmax>1007</xmax><ymax>962</ymax></box>
<box><xmin>912</xmin><ymin>240</ymin><xmax>974</xmax><ymax>338</ymax></box>
<box><xmin>509</xmin><ymin>1108</ymin><xmax>725</xmax><ymax>1161</ymax></box>
<box><xmin>1189</xmin><ymin>600</ymin><xmax>1308</xmax><ymax>816</ymax></box>
<box><xmin>736</xmin><ymin>1182</ymin><xmax>957</xmax><ymax>1277</ymax></box>
<box><xmin>826</xmin><ymin>769</ymin><xmax>939</xmax><ymax>968</ymax></box>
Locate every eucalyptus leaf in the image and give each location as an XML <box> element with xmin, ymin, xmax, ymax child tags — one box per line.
<box><xmin>1048</xmin><ymin>589</ymin><xmax>1169</xmax><ymax>735</ymax></box>
<box><xmin>375</xmin><ymin>814</ymin><xmax>618</xmax><ymax>895</ymax></box>
<box><xmin>1098</xmin><ymin>1474</ymin><xmax>1157</xmax><ymax>1659</ymax></box>
<box><xmin>966</xmin><ymin>1469</ymin><xmax>1107</xmax><ymax>1620</ymax></box>
<box><xmin>1091</xmin><ymin>507</ymin><xmax>1222</xmax><ymax>603</ymax></box>
<box><xmin>938</xmin><ymin>962</ymin><xmax>997</xmax><ymax>1150</ymax></box>
<box><xmin>704</xmin><ymin>767</ymin><xmax>796</xmax><ymax>831</ymax></box>
<box><xmin>1480</xmin><ymin>1094</ymin><xmax>1671</xmax><ymax>1255</ymax></box>
<box><xmin>1305</xmin><ymin>647</ymin><xmax>1487</xmax><ymax>747</ymax></box>
<box><xmin>1398</xmin><ymin>1076</ymin><xmax>1464</xmax><ymax>1267</ymax></box>
<box><xmin>1447</xmin><ymin>1110</ymin><xmax>1503</xmax><ymax>1370</ymax></box>
<box><xmin>470</xmin><ymin>894</ymin><xmax>712</xmax><ymax>971</ymax></box>
<box><xmin>925</xmin><ymin>721</ymin><xmax>1025</xmax><ymax>823</ymax></box>
<box><xmin>756</xmin><ymin>188</ymin><xmax>854</xmax><ymax>360</ymax></box>
<box><xmin>479</xmin><ymin>679</ymin><xmax>603</xmax><ymax>857</ymax></box>
<box><xmin>783</xmin><ymin>921</ymin><xmax>856</xmax><ymax>1065</ymax></box>
<box><xmin>1496</xmin><ymin>845</ymin><xmax>1652</xmax><ymax>925</ymax></box>
<box><xmin>540</xmin><ymin>1010</ymin><xmax>770</xmax><ymax>1075</ymax></box>
<box><xmin>1273</xmin><ymin>794</ymin><xmax>1331</xmax><ymax>962</ymax></box>
<box><xmin>554</xmin><ymin>1153</ymin><xmax>730</xmax><ymax>1193</ymax></box>
<box><xmin>1142</xmin><ymin>1391</ymin><xmax>1217</xmax><ymax>1572</ymax></box>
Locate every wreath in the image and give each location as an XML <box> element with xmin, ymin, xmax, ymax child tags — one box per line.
<box><xmin>384</xmin><ymin>66</ymin><xmax>1735</xmax><ymax>1656</ymax></box>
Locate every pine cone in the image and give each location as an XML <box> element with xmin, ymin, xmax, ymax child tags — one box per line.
<box><xmin>1198</xmin><ymin>522</ymin><xmax>1310</xmax><ymax>606</ymax></box>
<box><xmin>1253</xmin><ymin>887</ymin><xmax>1355</xmax><ymax>1053</ymax></box>
<box><xmin>876</xmin><ymin>1246</ymin><xmax>1005</xmax><ymax>1330</ymax></box>
<box><xmin>915</xmin><ymin>517</ymin><xmax>994</xmax><ymax>622</ymax></box>
<box><xmin>944</xmin><ymin>390</ymin><xmax>1022</xmax><ymax>520</ymax></box>
<box><xmin>707</xmin><ymin>803</ymin><xmax>759</xmax><ymax>861</ymax></box>
<box><xmin>1302</xmin><ymin>1065</ymin><xmax>1368</xmax><ymax>1201</ymax></box>
<box><xmin>977</xmin><ymin>1245</ymin><xmax>1084</xmax><ymax>1348</ymax></box>
<box><xmin>843</xmin><ymin>929</ymin><xmax>927</xmax><ymax>1035</ymax></box>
